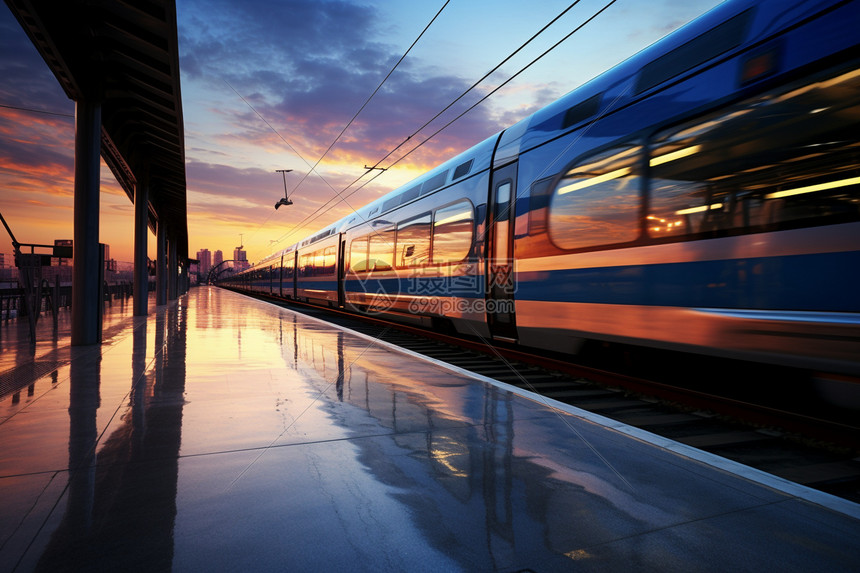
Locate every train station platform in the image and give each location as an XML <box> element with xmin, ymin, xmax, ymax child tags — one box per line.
<box><xmin>1</xmin><ymin>286</ymin><xmax>858</xmax><ymax>571</ymax></box>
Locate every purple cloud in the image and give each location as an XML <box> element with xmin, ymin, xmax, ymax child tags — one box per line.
<box><xmin>0</xmin><ymin>7</ymin><xmax>73</xmax><ymax>114</ymax></box>
<box><xmin>178</xmin><ymin>0</ymin><xmax>509</xmax><ymax>173</ymax></box>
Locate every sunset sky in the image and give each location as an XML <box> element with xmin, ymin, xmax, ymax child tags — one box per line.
<box><xmin>0</xmin><ymin>0</ymin><xmax>723</xmax><ymax>265</ymax></box>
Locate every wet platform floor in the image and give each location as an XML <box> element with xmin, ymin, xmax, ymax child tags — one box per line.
<box><xmin>0</xmin><ymin>286</ymin><xmax>858</xmax><ymax>572</ymax></box>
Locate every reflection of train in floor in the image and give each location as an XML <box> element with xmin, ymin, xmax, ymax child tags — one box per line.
<box><xmin>222</xmin><ymin>0</ymin><xmax>860</xmax><ymax>379</ymax></box>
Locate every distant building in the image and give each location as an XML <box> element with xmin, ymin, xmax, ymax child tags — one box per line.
<box><xmin>233</xmin><ymin>247</ymin><xmax>249</xmax><ymax>271</ymax></box>
<box><xmin>0</xmin><ymin>252</ymin><xmax>5</xmax><ymax>268</ymax></box>
<box><xmin>213</xmin><ymin>250</ymin><xmax>223</xmax><ymax>268</ymax></box>
<box><xmin>53</xmin><ymin>239</ymin><xmax>73</xmax><ymax>266</ymax></box>
<box><xmin>196</xmin><ymin>248</ymin><xmax>211</xmax><ymax>282</ymax></box>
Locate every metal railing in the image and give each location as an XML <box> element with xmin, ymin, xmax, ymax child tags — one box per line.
<box><xmin>1</xmin><ymin>275</ymin><xmax>140</xmax><ymax>322</ymax></box>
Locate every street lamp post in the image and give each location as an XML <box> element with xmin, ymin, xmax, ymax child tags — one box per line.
<box><xmin>275</xmin><ymin>169</ymin><xmax>293</xmax><ymax>209</ymax></box>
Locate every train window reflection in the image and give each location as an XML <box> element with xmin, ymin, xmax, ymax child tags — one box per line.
<box><xmin>349</xmin><ymin>236</ymin><xmax>369</xmax><ymax>273</ymax></box>
<box><xmin>396</xmin><ymin>213</ymin><xmax>431</xmax><ymax>268</ymax></box>
<box><xmin>321</xmin><ymin>246</ymin><xmax>336</xmax><ymax>275</ymax></box>
<box><xmin>649</xmin><ymin>66</ymin><xmax>860</xmax><ymax>237</ymax></box>
<box><xmin>299</xmin><ymin>253</ymin><xmax>312</xmax><ymax>277</ymax></box>
<box><xmin>368</xmin><ymin>229</ymin><xmax>395</xmax><ymax>271</ymax></box>
<box><xmin>548</xmin><ymin>146</ymin><xmax>641</xmax><ymax>250</ymax></box>
<box><xmin>432</xmin><ymin>201</ymin><xmax>474</xmax><ymax>263</ymax></box>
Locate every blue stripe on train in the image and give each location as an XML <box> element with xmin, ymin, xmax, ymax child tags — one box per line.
<box><xmin>297</xmin><ymin>280</ymin><xmax>339</xmax><ymax>290</ymax></box>
<box><xmin>515</xmin><ymin>251</ymin><xmax>860</xmax><ymax>312</ymax></box>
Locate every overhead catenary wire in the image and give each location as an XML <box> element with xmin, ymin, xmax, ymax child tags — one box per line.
<box><xmin>0</xmin><ymin>103</ymin><xmax>73</xmax><ymax>118</ymax></box>
<box><xmin>270</xmin><ymin>0</ymin><xmax>620</xmax><ymax>250</ymax></box>
<box><xmin>288</xmin><ymin>0</ymin><xmax>451</xmax><ymax>196</ymax></box>
<box><xmin>268</xmin><ymin>1</ymin><xmax>591</xmax><ymax>249</ymax></box>
<box><xmin>224</xmin><ymin>79</ymin><xmax>370</xmax><ymax>258</ymax></box>
<box><xmin>377</xmin><ymin>0</ymin><xmax>621</xmax><ymax>172</ymax></box>
<box><xmin>363</xmin><ymin>0</ymin><xmax>585</xmax><ymax>174</ymax></box>
<box><xmin>295</xmin><ymin>0</ymin><xmax>583</xmax><ymax>203</ymax></box>
<box><xmin>241</xmin><ymin>0</ymin><xmax>451</xmax><ymax>261</ymax></box>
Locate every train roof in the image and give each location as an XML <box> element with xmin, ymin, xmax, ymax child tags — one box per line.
<box><xmin>341</xmin><ymin>134</ymin><xmax>498</xmax><ymax>229</ymax></box>
<box><xmin>493</xmin><ymin>0</ymin><xmax>830</xmax><ymax>164</ymax></box>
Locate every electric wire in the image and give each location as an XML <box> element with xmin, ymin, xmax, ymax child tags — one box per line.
<box><xmin>241</xmin><ymin>0</ymin><xmax>450</xmax><ymax>261</ymax></box>
<box><xmin>378</xmin><ymin>0</ymin><xmax>620</xmax><ymax>173</ymax></box>
<box><xmin>268</xmin><ymin>0</ymin><xmax>620</xmax><ymax>250</ymax></box>
<box><xmin>291</xmin><ymin>0</ymin><xmax>581</xmax><ymax>206</ymax></box>
<box><xmin>363</xmin><ymin>0</ymin><xmax>584</xmax><ymax>174</ymax></box>
<box><xmin>289</xmin><ymin>0</ymin><xmax>451</xmax><ymax>195</ymax></box>
<box><xmin>0</xmin><ymin>103</ymin><xmax>73</xmax><ymax>118</ymax></box>
<box><xmin>268</xmin><ymin>1</ymin><xmax>591</xmax><ymax>249</ymax></box>
<box><xmin>224</xmin><ymin>79</ymin><xmax>363</xmax><ymax>258</ymax></box>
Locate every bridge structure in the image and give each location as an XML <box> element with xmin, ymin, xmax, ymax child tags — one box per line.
<box><xmin>205</xmin><ymin>260</ymin><xmax>244</xmax><ymax>285</ymax></box>
<box><xmin>5</xmin><ymin>0</ymin><xmax>189</xmax><ymax>344</ymax></box>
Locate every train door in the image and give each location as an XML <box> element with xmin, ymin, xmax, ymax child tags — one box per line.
<box><xmin>486</xmin><ymin>162</ymin><xmax>518</xmax><ymax>342</ymax></box>
<box><xmin>337</xmin><ymin>234</ymin><xmax>346</xmax><ymax>308</ymax></box>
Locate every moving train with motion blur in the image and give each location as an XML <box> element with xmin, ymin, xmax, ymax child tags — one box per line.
<box><xmin>222</xmin><ymin>0</ymin><xmax>860</xmax><ymax>383</ymax></box>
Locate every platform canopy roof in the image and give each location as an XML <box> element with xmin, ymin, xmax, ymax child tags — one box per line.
<box><xmin>5</xmin><ymin>0</ymin><xmax>188</xmax><ymax>258</ymax></box>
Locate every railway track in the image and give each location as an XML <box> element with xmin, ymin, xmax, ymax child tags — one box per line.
<box><xmin>243</xmin><ymin>291</ymin><xmax>860</xmax><ymax>504</ymax></box>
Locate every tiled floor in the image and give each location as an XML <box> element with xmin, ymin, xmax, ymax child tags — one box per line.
<box><xmin>1</xmin><ymin>286</ymin><xmax>858</xmax><ymax>572</ymax></box>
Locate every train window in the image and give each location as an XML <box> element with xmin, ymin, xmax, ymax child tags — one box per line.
<box><xmin>299</xmin><ymin>253</ymin><xmax>312</xmax><ymax>277</ymax></box>
<box><xmin>635</xmin><ymin>9</ymin><xmax>752</xmax><ymax>94</ymax></box>
<box><xmin>562</xmin><ymin>93</ymin><xmax>601</xmax><ymax>129</ymax></box>
<box><xmin>432</xmin><ymin>200</ymin><xmax>474</xmax><ymax>263</ymax></box>
<box><xmin>314</xmin><ymin>252</ymin><xmax>323</xmax><ymax>276</ymax></box>
<box><xmin>368</xmin><ymin>229</ymin><xmax>395</xmax><ymax>271</ymax></box>
<box><xmin>493</xmin><ymin>182</ymin><xmax>512</xmax><ymax>261</ymax></box>
<box><xmin>306</xmin><ymin>251</ymin><xmax>314</xmax><ymax>275</ymax></box>
<box><xmin>383</xmin><ymin>195</ymin><xmax>400</xmax><ymax>213</ymax></box>
<box><xmin>648</xmin><ymin>66</ymin><xmax>860</xmax><ymax>238</ymax></box>
<box><xmin>321</xmin><ymin>246</ymin><xmax>336</xmax><ymax>275</ymax></box>
<box><xmin>401</xmin><ymin>185</ymin><xmax>421</xmax><ymax>204</ymax></box>
<box><xmin>453</xmin><ymin>159</ymin><xmax>473</xmax><ymax>180</ymax></box>
<box><xmin>396</xmin><ymin>213</ymin><xmax>431</xmax><ymax>268</ymax></box>
<box><xmin>548</xmin><ymin>146</ymin><xmax>642</xmax><ymax>250</ymax></box>
<box><xmin>527</xmin><ymin>178</ymin><xmax>554</xmax><ymax>235</ymax></box>
<box><xmin>349</xmin><ymin>236</ymin><xmax>369</xmax><ymax>273</ymax></box>
<box><xmin>421</xmin><ymin>170</ymin><xmax>448</xmax><ymax>195</ymax></box>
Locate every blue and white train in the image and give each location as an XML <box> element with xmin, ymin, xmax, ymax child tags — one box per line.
<box><xmin>223</xmin><ymin>0</ymin><xmax>860</xmax><ymax>379</ymax></box>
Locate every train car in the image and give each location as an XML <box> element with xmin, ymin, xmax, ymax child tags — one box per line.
<box><xmin>245</xmin><ymin>251</ymin><xmax>278</xmax><ymax>295</ymax></box>
<box><xmin>506</xmin><ymin>0</ymin><xmax>860</xmax><ymax>376</ymax></box>
<box><xmin>295</xmin><ymin>229</ymin><xmax>341</xmax><ymax>306</ymax></box>
<box><xmin>341</xmin><ymin>137</ymin><xmax>497</xmax><ymax>333</ymax></box>
<box><xmin>225</xmin><ymin>0</ymin><xmax>860</xmax><ymax>378</ymax></box>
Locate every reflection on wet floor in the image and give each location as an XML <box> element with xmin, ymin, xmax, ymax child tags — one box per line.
<box><xmin>0</xmin><ymin>287</ymin><xmax>858</xmax><ymax>572</ymax></box>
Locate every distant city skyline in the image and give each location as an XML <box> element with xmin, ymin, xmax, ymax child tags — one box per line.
<box><xmin>195</xmin><ymin>246</ymin><xmax>247</xmax><ymax>282</ymax></box>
